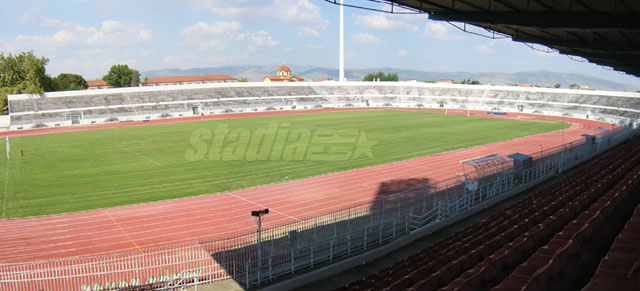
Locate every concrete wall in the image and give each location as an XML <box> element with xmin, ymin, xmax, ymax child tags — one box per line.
<box><xmin>0</xmin><ymin>115</ymin><xmax>9</xmax><ymax>129</ymax></box>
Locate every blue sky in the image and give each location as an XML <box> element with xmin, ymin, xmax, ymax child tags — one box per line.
<box><xmin>1</xmin><ymin>0</ymin><xmax>639</xmax><ymax>87</ymax></box>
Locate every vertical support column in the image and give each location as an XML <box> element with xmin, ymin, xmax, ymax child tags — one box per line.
<box><xmin>405</xmin><ymin>215</ymin><xmax>408</xmax><ymax>234</ymax></box>
<box><xmin>269</xmin><ymin>257</ymin><xmax>272</xmax><ymax>282</ymax></box>
<box><xmin>364</xmin><ymin>228</ymin><xmax>367</xmax><ymax>250</ymax></box>
<box><xmin>5</xmin><ymin>137</ymin><xmax>9</xmax><ymax>160</ymax></box>
<box><xmin>330</xmin><ymin>239</ymin><xmax>334</xmax><ymax>261</ymax></box>
<box><xmin>339</xmin><ymin>0</ymin><xmax>345</xmax><ymax>82</ymax></box>
<box><xmin>393</xmin><ymin>219</ymin><xmax>396</xmax><ymax>239</ymax></box>
<box><xmin>291</xmin><ymin>250</ymin><xmax>295</xmax><ymax>274</ymax></box>
<box><xmin>245</xmin><ymin>262</ymin><xmax>249</xmax><ymax>290</ymax></box>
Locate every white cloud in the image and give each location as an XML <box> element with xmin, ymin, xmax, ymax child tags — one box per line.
<box><xmin>273</xmin><ymin>0</ymin><xmax>325</xmax><ymax>26</ymax></box>
<box><xmin>397</xmin><ymin>49</ymin><xmax>408</xmax><ymax>56</ymax></box>
<box><xmin>194</xmin><ymin>0</ymin><xmax>325</xmax><ymax>25</ymax></box>
<box><xmin>180</xmin><ymin>21</ymin><xmax>241</xmax><ymax>40</ymax></box>
<box><xmin>86</xmin><ymin>20</ymin><xmax>153</xmax><ymax>45</ymax></box>
<box><xmin>141</xmin><ymin>50</ymin><xmax>156</xmax><ymax>57</ymax></box>
<box><xmin>198</xmin><ymin>39</ymin><xmax>226</xmax><ymax>50</ymax></box>
<box><xmin>21</xmin><ymin>12</ymin><xmax>62</xmax><ymax>27</ymax></box>
<box><xmin>354</xmin><ymin>14</ymin><xmax>418</xmax><ymax>32</ymax></box>
<box><xmin>191</xmin><ymin>0</ymin><xmax>328</xmax><ymax>38</ymax></box>
<box><xmin>180</xmin><ymin>20</ymin><xmax>276</xmax><ymax>49</ymax></box>
<box><xmin>163</xmin><ymin>55</ymin><xmax>195</xmax><ymax>65</ymax></box>
<box><xmin>233</xmin><ymin>30</ymin><xmax>278</xmax><ymax>47</ymax></box>
<box><xmin>353</xmin><ymin>33</ymin><xmax>379</xmax><ymax>44</ymax></box>
<box><xmin>298</xmin><ymin>27</ymin><xmax>321</xmax><ymax>38</ymax></box>
<box><xmin>193</xmin><ymin>0</ymin><xmax>250</xmax><ymax>18</ymax></box>
<box><xmin>305</xmin><ymin>44</ymin><xmax>323</xmax><ymax>49</ymax></box>
<box><xmin>422</xmin><ymin>22</ymin><xmax>464</xmax><ymax>41</ymax></box>
<box><xmin>0</xmin><ymin>19</ymin><xmax>155</xmax><ymax>78</ymax></box>
<box><xmin>475</xmin><ymin>42</ymin><xmax>494</xmax><ymax>53</ymax></box>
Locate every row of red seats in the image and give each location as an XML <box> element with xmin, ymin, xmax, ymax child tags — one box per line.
<box><xmin>492</xmin><ymin>162</ymin><xmax>640</xmax><ymax>290</ymax></box>
<box><xmin>583</xmin><ymin>173</ymin><xmax>640</xmax><ymax>291</ymax></box>
<box><xmin>335</xmin><ymin>138</ymin><xmax>640</xmax><ymax>291</ymax></box>
<box><xmin>440</xmin><ymin>143</ymin><xmax>640</xmax><ymax>291</ymax></box>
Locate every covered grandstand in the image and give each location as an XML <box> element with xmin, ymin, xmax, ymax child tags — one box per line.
<box><xmin>6</xmin><ymin>82</ymin><xmax>640</xmax><ymax>130</ymax></box>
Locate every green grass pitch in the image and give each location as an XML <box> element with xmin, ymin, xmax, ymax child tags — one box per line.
<box><xmin>0</xmin><ymin>110</ymin><xmax>565</xmax><ymax>218</ymax></box>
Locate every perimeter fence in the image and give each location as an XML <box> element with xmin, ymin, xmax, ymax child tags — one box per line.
<box><xmin>0</xmin><ymin>125</ymin><xmax>637</xmax><ymax>290</ymax></box>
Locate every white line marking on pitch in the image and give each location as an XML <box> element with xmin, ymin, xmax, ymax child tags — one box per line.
<box><xmin>40</xmin><ymin>145</ymin><xmax>50</xmax><ymax>160</ymax></box>
<box><xmin>2</xmin><ymin>164</ymin><xmax>9</xmax><ymax>218</ymax></box>
<box><xmin>99</xmin><ymin>137</ymin><xmax>161</xmax><ymax>166</ymax></box>
<box><xmin>227</xmin><ymin>193</ymin><xmax>302</xmax><ymax>222</ymax></box>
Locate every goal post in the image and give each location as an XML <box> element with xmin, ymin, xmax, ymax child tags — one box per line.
<box><xmin>5</xmin><ymin>136</ymin><xmax>9</xmax><ymax>160</ymax></box>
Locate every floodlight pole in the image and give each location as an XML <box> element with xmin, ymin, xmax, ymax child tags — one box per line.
<box><xmin>561</xmin><ymin>107</ymin><xmax>565</xmax><ymax>146</ymax></box>
<box><xmin>339</xmin><ymin>0</ymin><xmax>345</xmax><ymax>82</ymax></box>
<box><xmin>252</xmin><ymin>208</ymin><xmax>269</xmax><ymax>273</ymax></box>
<box><xmin>257</xmin><ymin>214</ymin><xmax>262</xmax><ymax>269</ymax></box>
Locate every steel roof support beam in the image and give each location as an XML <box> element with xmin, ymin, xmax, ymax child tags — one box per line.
<box><xmin>429</xmin><ymin>12</ymin><xmax>640</xmax><ymax>30</ymax></box>
<box><xmin>512</xmin><ymin>36</ymin><xmax>640</xmax><ymax>53</ymax></box>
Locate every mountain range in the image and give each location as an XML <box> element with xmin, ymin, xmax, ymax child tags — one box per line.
<box><xmin>142</xmin><ymin>65</ymin><xmax>639</xmax><ymax>92</ymax></box>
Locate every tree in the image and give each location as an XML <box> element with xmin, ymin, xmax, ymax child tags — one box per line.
<box><xmin>569</xmin><ymin>83</ymin><xmax>580</xmax><ymax>89</ymax></box>
<box><xmin>363</xmin><ymin>72</ymin><xmax>398</xmax><ymax>82</ymax></box>
<box><xmin>554</xmin><ymin>83</ymin><xmax>561</xmax><ymax>88</ymax></box>
<box><xmin>0</xmin><ymin>51</ymin><xmax>51</xmax><ymax>114</ymax></box>
<box><xmin>53</xmin><ymin>73</ymin><xmax>88</xmax><ymax>91</ymax></box>
<box><xmin>131</xmin><ymin>69</ymin><xmax>140</xmax><ymax>87</ymax></box>
<box><xmin>237</xmin><ymin>77</ymin><xmax>248</xmax><ymax>82</ymax></box>
<box><xmin>461</xmin><ymin>79</ymin><xmax>481</xmax><ymax>85</ymax></box>
<box><xmin>102</xmin><ymin>64</ymin><xmax>138</xmax><ymax>88</ymax></box>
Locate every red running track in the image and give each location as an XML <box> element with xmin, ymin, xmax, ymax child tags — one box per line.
<box><xmin>0</xmin><ymin>108</ymin><xmax>613</xmax><ymax>262</ymax></box>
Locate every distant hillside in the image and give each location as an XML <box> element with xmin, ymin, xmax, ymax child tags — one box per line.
<box><xmin>143</xmin><ymin>66</ymin><xmax>638</xmax><ymax>92</ymax></box>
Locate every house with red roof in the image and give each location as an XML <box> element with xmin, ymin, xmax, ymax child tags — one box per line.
<box><xmin>437</xmin><ymin>78</ymin><xmax>458</xmax><ymax>84</ymax></box>
<box><xmin>141</xmin><ymin>75</ymin><xmax>236</xmax><ymax>87</ymax></box>
<box><xmin>87</xmin><ymin>80</ymin><xmax>111</xmax><ymax>90</ymax></box>
<box><xmin>263</xmin><ymin>65</ymin><xmax>304</xmax><ymax>82</ymax></box>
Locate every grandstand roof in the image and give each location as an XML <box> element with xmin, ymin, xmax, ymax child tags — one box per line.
<box><xmin>340</xmin><ymin>0</ymin><xmax>640</xmax><ymax>78</ymax></box>
<box><xmin>142</xmin><ymin>75</ymin><xmax>236</xmax><ymax>84</ymax></box>
<box><xmin>461</xmin><ymin>154</ymin><xmax>513</xmax><ymax>178</ymax></box>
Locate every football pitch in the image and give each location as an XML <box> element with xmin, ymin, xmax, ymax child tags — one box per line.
<box><xmin>0</xmin><ymin>110</ymin><xmax>565</xmax><ymax>218</ymax></box>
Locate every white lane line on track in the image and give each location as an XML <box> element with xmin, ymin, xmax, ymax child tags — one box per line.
<box><xmin>0</xmin><ymin>137</ymin><xmax>559</xmax><ymax>239</ymax></box>
<box><xmin>227</xmin><ymin>192</ymin><xmax>302</xmax><ymax>222</ymax></box>
<box><xmin>0</xmin><ymin>112</ymin><xmax>596</xmax><ymax>251</ymax></box>
<box><xmin>0</xmin><ymin>141</ymin><xmax>592</xmax><ymax>260</ymax></box>
<box><xmin>0</xmin><ymin>123</ymin><xmax>596</xmax><ymax>258</ymax></box>
<box><xmin>0</xmin><ymin>131</ymin><xmax>566</xmax><ymax>236</ymax></box>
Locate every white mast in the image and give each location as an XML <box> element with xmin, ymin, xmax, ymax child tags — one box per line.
<box><xmin>339</xmin><ymin>0</ymin><xmax>345</xmax><ymax>82</ymax></box>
